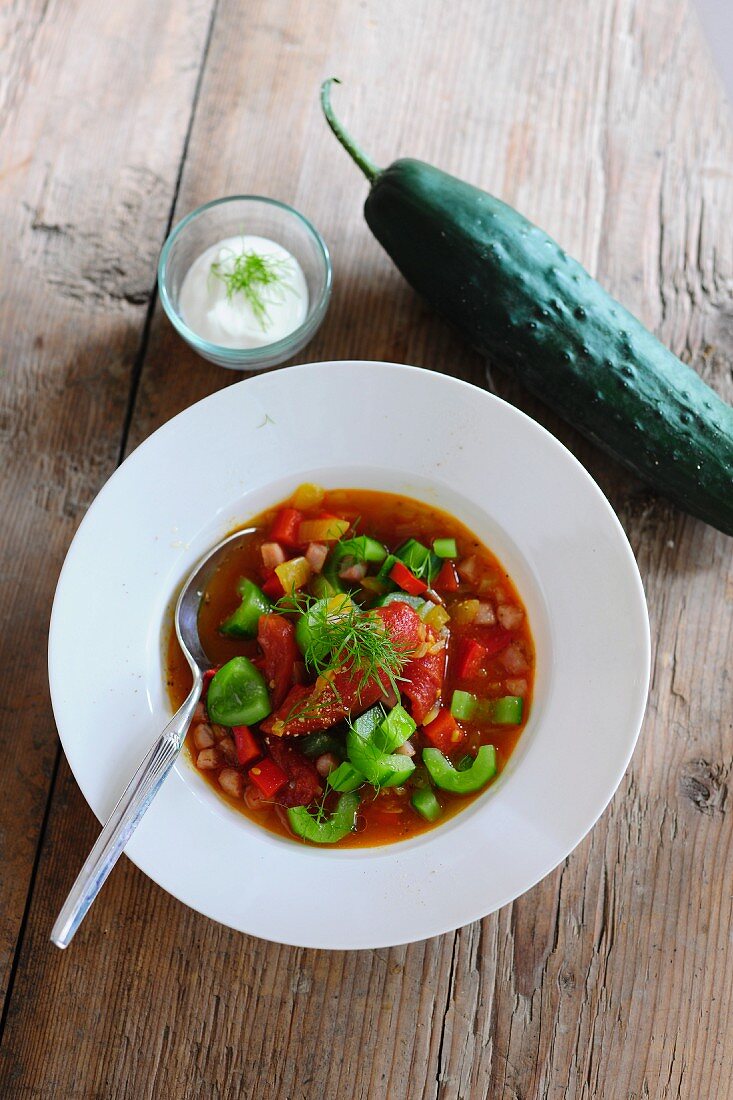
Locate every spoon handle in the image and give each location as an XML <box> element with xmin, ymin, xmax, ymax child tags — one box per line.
<box><xmin>50</xmin><ymin>682</ymin><xmax>202</xmax><ymax>949</ymax></box>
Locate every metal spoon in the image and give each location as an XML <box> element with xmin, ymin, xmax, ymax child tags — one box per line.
<box><xmin>50</xmin><ymin>528</ymin><xmax>254</xmax><ymax>949</ymax></box>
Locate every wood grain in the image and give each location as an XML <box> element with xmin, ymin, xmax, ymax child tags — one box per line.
<box><xmin>1</xmin><ymin>0</ymin><xmax>732</xmax><ymax>1097</ymax></box>
<box><xmin>0</xmin><ymin>0</ymin><xmax>216</xmax><ymax>1010</ymax></box>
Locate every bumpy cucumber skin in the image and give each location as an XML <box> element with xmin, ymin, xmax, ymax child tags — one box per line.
<box><xmin>364</xmin><ymin>159</ymin><xmax>733</xmax><ymax>535</ymax></box>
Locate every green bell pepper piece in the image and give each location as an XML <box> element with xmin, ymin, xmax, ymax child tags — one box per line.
<box><xmin>219</xmin><ymin>578</ymin><xmax>271</xmax><ymax>637</ymax></box>
<box><xmin>422</xmin><ymin>745</ymin><xmax>497</xmax><ymax>793</ymax></box>
<box><xmin>327</xmin><ymin>761</ymin><xmax>365</xmax><ymax>793</ymax></box>
<box><xmin>432</xmin><ymin>538</ymin><xmax>458</xmax><ymax>559</ymax></box>
<box><xmin>375</xmin><ymin>704</ymin><xmax>415</xmax><ymax>752</ymax></box>
<box><xmin>450</xmin><ymin>691</ymin><xmax>524</xmax><ymax>725</ymax></box>
<box><xmin>492</xmin><ymin>696</ymin><xmax>524</xmax><ymax>725</ymax></box>
<box><xmin>376</xmin><ymin>553</ymin><xmax>399</xmax><ymax>580</ymax></box>
<box><xmin>294</xmin><ymin>593</ymin><xmax>353</xmax><ymax>654</ymax></box>
<box><xmin>450</xmin><ymin>689</ymin><xmax>478</xmax><ymax>721</ymax></box>
<box><xmin>287</xmin><ymin>792</ymin><xmax>360</xmax><ymax>843</ymax></box>
<box><xmin>323</xmin><ymin>535</ymin><xmax>389</xmax><ymax>594</ymax></box>
<box><xmin>206</xmin><ymin>657</ymin><xmax>271</xmax><ymax>726</ymax></box>
<box><xmin>335</xmin><ymin>535</ymin><xmax>388</xmax><ymax>564</ymax></box>
<box><xmin>299</xmin><ymin>730</ymin><xmax>346</xmax><ymax>760</ymax></box>
<box><xmin>394</xmin><ymin>538</ymin><xmax>441</xmax><ymax>583</ymax></box>
<box><xmin>347</xmin><ymin>705</ymin><xmax>415</xmax><ymax>788</ymax></box>
<box><xmin>411</xmin><ymin>786</ymin><xmax>443</xmax><ymax>822</ymax></box>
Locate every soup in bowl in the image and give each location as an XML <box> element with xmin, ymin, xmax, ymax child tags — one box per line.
<box><xmin>167</xmin><ymin>486</ymin><xmax>536</xmax><ymax>847</ymax></box>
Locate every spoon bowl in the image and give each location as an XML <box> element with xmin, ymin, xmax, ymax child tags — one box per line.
<box><xmin>50</xmin><ymin>527</ymin><xmax>254</xmax><ymax>949</ymax></box>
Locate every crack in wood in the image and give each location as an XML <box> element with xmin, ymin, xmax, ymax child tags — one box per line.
<box><xmin>434</xmin><ymin>931</ymin><xmax>460</xmax><ymax>1098</ymax></box>
<box><xmin>678</xmin><ymin>759</ymin><xmax>730</xmax><ymax>817</ymax></box>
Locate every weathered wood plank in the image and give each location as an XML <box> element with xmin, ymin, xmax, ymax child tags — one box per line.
<box><xmin>0</xmin><ymin>0</ymin><xmax>215</xmax><ymax>1014</ymax></box>
<box><xmin>1</xmin><ymin>0</ymin><xmax>731</xmax><ymax>1097</ymax></box>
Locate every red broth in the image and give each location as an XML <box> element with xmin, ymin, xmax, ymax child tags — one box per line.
<box><xmin>167</xmin><ymin>488</ymin><xmax>534</xmax><ymax>847</ymax></box>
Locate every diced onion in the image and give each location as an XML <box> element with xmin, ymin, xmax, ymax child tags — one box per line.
<box><xmin>218</xmin><ymin>736</ymin><xmax>238</xmax><ymax>764</ymax></box>
<box><xmin>305</xmin><ymin>542</ymin><xmax>329</xmax><ymax>573</ymax></box>
<box><xmin>339</xmin><ymin>560</ymin><xmax>368</xmax><ymax>582</ymax></box>
<box><xmin>219</xmin><ymin>768</ymin><xmax>244</xmax><ymax>798</ymax></box>
<box><xmin>497</xmin><ymin>604</ymin><xmax>524</xmax><ymax>629</ymax></box>
<box><xmin>261</xmin><ymin>541</ymin><xmax>286</xmax><ymax>570</ymax></box>
<box><xmin>315</xmin><ymin>752</ymin><xmax>340</xmax><ymax>777</ymax></box>
<box><xmin>457</xmin><ymin>555</ymin><xmax>481</xmax><ymax>583</ymax></box>
<box><xmin>193</xmin><ymin>723</ymin><xmax>214</xmax><ymax>750</ymax></box>
<box><xmin>244</xmin><ymin>783</ymin><xmax>270</xmax><ymax>811</ymax></box>
<box><xmin>505</xmin><ymin>678</ymin><xmax>528</xmax><ymax>696</ymax></box>
<box><xmin>196</xmin><ymin>747</ymin><xmax>220</xmax><ymax>770</ymax></box>
<box><xmin>500</xmin><ymin>643</ymin><xmax>528</xmax><ymax>674</ymax></box>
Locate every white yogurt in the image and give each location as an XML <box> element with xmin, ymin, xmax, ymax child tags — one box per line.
<box><xmin>178</xmin><ymin>234</ymin><xmax>308</xmax><ymax>348</ymax></box>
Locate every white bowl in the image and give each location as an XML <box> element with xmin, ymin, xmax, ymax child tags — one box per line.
<box><xmin>48</xmin><ymin>361</ymin><xmax>650</xmax><ymax>949</ymax></box>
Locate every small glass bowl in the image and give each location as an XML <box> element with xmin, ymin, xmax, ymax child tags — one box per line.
<box><xmin>158</xmin><ymin>195</ymin><xmax>332</xmax><ymax>370</ymax></box>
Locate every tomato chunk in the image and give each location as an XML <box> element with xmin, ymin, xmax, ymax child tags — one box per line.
<box><xmin>258</xmin><ymin>613</ymin><xmax>298</xmax><ymax>708</ymax></box>
<box><xmin>375</xmin><ymin>601</ymin><xmax>425</xmax><ymax>653</ymax></box>
<box><xmin>260</xmin><ymin>603</ymin><xmax>426</xmax><ymax>736</ymax></box>
<box><xmin>268</xmin><ymin>507</ymin><xmax>303</xmax><ymax>548</ymax></box>
<box><xmin>422</xmin><ymin>708</ymin><xmax>464</xmax><ymax>753</ymax></box>
<box><xmin>453</xmin><ymin>638</ymin><xmax>488</xmax><ymax>679</ymax></box>
<box><xmin>402</xmin><ymin>648</ymin><xmax>445</xmax><ymax>724</ymax></box>
<box><xmin>267</xmin><ymin>738</ymin><xmax>323</xmax><ymax>808</ymax></box>
<box><xmin>474</xmin><ymin>625</ymin><xmax>514</xmax><ymax>657</ymax></box>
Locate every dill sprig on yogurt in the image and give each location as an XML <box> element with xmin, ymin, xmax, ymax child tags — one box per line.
<box><xmin>210</xmin><ymin>246</ymin><xmax>296</xmax><ymax>332</ymax></box>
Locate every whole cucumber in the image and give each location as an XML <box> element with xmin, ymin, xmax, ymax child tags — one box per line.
<box><xmin>322</xmin><ymin>80</ymin><xmax>733</xmax><ymax>536</ymax></box>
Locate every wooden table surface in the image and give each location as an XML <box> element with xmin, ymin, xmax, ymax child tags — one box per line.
<box><xmin>1</xmin><ymin>1</ymin><xmax>731</xmax><ymax>1096</ymax></box>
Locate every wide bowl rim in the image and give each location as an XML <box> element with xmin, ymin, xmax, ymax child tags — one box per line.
<box><xmin>48</xmin><ymin>360</ymin><xmax>651</xmax><ymax>948</ymax></box>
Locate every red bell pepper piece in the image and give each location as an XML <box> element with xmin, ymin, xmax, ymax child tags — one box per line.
<box><xmin>232</xmin><ymin>725</ymin><xmax>262</xmax><ymax>767</ymax></box>
<box><xmin>248</xmin><ymin>757</ymin><xmax>288</xmax><ymax>798</ymax></box>
<box><xmin>422</xmin><ymin>708</ymin><xmax>464</xmax><ymax>753</ymax></box>
<box><xmin>261</xmin><ymin>571</ymin><xmax>285</xmax><ymax>599</ymax></box>
<box><xmin>268</xmin><ymin>507</ymin><xmax>303</xmax><ymax>548</ymax></box>
<box><xmin>389</xmin><ymin>560</ymin><xmax>428</xmax><ymax>596</ymax></box>
<box><xmin>435</xmin><ymin>560</ymin><xmax>460</xmax><ymax>592</ymax></box>
<box><xmin>454</xmin><ymin>638</ymin><xmax>488</xmax><ymax>679</ymax></box>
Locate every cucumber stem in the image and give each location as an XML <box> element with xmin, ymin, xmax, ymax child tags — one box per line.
<box><xmin>320</xmin><ymin>78</ymin><xmax>380</xmax><ymax>184</ymax></box>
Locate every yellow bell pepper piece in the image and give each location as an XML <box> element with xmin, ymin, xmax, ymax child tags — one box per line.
<box><xmin>424</xmin><ymin>604</ymin><xmax>450</xmax><ymax>632</ymax></box>
<box><xmin>291</xmin><ymin>482</ymin><xmax>325</xmax><ymax>510</ymax></box>
<box><xmin>451</xmin><ymin>599</ymin><xmax>480</xmax><ymax>625</ymax></box>
<box><xmin>298</xmin><ymin>517</ymin><xmax>350</xmax><ymax>543</ymax></box>
<box><xmin>275</xmin><ymin>556</ymin><xmax>312</xmax><ymax>592</ymax></box>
